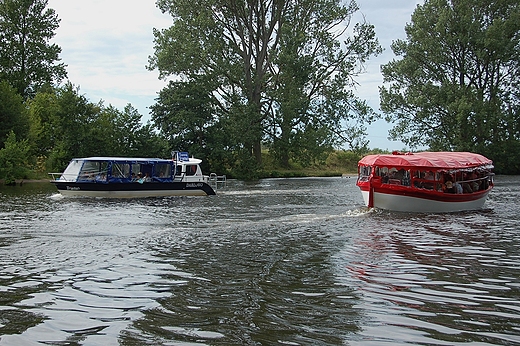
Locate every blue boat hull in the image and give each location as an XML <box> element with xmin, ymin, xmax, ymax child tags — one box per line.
<box><xmin>51</xmin><ymin>181</ymin><xmax>216</xmax><ymax>197</ymax></box>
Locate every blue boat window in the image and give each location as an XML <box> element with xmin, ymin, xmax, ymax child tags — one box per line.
<box><xmin>155</xmin><ymin>163</ymin><xmax>172</xmax><ymax>179</ymax></box>
<box><xmin>131</xmin><ymin>163</ymin><xmax>140</xmax><ymax>175</ymax></box>
<box><xmin>112</xmin><ymin>163</ymin><xmax>130</xmax><ymax>179</ymax></box>
<box><xmin>139</xmin><ymin>164</ymin><xmax>154</xmax><ymax>180</ymax></box>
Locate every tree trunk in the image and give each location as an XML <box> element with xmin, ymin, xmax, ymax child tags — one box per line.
<box><xmin>253</xmin><ymin>139</ymin><xmax>262</xmax><ymax>165</ymax></box>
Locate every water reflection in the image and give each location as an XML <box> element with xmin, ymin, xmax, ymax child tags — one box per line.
<box><xmin>0</xmin><ymin>177</ymin><xmax>518</xmax><ymax>345</ymax></box>
<box><xmin>340</xmin><ymin>183</ymin><xmax>520</xmax><ymax>345</ymax></box>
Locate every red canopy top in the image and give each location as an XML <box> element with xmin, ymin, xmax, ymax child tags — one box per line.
<box><xmin>358</xmin><ymin>152</ymin><xmax>493</xmax><ymax>170</ymax></box>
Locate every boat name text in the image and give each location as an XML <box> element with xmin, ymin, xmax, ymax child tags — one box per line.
<box><xmin>186</xmin><ymin>183</ymin><xmax>204</xmax><ymax>188</ymax></box>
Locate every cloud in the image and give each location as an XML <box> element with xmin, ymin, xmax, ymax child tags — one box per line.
<box><xmin>48</xmin><ymin>0</ymin><xmax>171</xmax><ymax>116</ymax></box>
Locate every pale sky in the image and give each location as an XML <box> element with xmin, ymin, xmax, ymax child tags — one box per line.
<box><xmin>47</xmin><ymin>0</ymin><xmax>422</xmax><ymax>151</ymax></box>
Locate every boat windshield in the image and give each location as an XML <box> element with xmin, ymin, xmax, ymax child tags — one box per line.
<box><xmin>59</xmin><ymin>159</ymin><xmax>83</xmax><ymax>181</ymax></box>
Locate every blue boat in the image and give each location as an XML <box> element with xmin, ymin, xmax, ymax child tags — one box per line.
<box><xmin>49</xmin><ymin>152</ymin><xmax>216</xmax><ymax>197</ymax></box>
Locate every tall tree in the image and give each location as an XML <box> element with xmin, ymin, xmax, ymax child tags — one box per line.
<box><xmin>268</xmin><ymin>2</ymin><xmax>381</xmax><ymax>167</ymax></box>
<box><xmin>151</xmin><ymin>80</ymin><xmax>217</xmax><ymax>152</ymax></box>
<box><xmin>0</xmin><ymin>0</ymin><xmax>66</xmax><ymax>98</ymax></box>
<box><xmin>380</xmin><ymin>0</ymin><xmax>520</xmax><ymax>173</ymax></box>
<box><xmin>149</xmin><ymin>0</ymin><xmax>381</xmax><ymax>170</ymax></box>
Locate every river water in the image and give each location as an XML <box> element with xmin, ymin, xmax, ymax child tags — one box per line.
<box><xmin>0</xmin><ymin>176</ymin><xmax>519</xmax><ymax>345</ymax></box>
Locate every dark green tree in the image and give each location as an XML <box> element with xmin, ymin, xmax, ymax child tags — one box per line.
<box><xmin>149</xmin><ymin>0</ymin><xmax>381</xmax><ymax>172</ymax></box>
<box><xmin>151</xmin><ymin>80</ymin><xmax>235</xmax><ymax>174</ymax></box>
<box><xmin>92</xmin><ymin>104</ymin><xmax>168</xmax><ymax>158</ymax></box>
<box><xmin>151</xmin><ymin>81</ymin><xmax>216</xmax><ymax>152</ymax></box>
<box><xmin>26</xmin><ymin>87</ymin><xmax>59</xmax><ymax>172</ymax></box>
<box><xmin>54</xmin><ymin>84</ymin><xmax>100</xmax><ymax>161</ymax></box>
<box><xmin>380</xmin><ymin>0</ymin><xmax>520</xmax><ymax>173</ymax></box>
<box><xmin>0</xmin><ymin>80</ymin><xmax>28</xmax><ymax>148</ymax></box>
<box><xmin>0</xmin><ymin>131</ymin><xmax>32</xmax><ymax>184</ymax></box>
<box><xmin>27</xmin><ymin>84</ymin><xmax>170</xmax><ymax>172</ymax></box>
<box><xmin>0</xmin><ymin>0</ymin><xmax>66</xmax><ymax>98</ymax></box>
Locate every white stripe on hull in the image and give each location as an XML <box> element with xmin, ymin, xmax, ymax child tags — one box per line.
<box><xmin>361</xmin><ymin>191</ymin><xmax>489</xmax><ymax>213</ymax></box>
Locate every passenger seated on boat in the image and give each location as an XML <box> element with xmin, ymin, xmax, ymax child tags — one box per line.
<box><xmin>454</xmin><ymin>182</ymin><xmax>463</xmax><ymax>194</ymax></box>
<box><xmin>482</xmin><ymin>177</ymin><xmax>489</xmax><ymax>190</ymax></box>
<box><xmin>461</xmin><ymin>175</ymin><xmax>472</xmax><ymax>193</ymax></box>
<box><xmin>135</xmin><ymin>172</ymin><xmax>145</xmax><ymax>184</ymax></box>
<box><xmin>131</xmin><ymin>173</ymin><xmax>137</xmax><ymax>182</ymax></box>
<box><xmin>144</xmin><ymin>172</ymin><xmax>152</xmax><ymax>182</ymax></box>
<box><xmin>95</xmin><ymin>173</ymin><xmax>106</xmax><ymax>182</ymax></box>
<box><xmin>469</xmin><ymin>172</ymin><xmax>479</xmax><ymax>191</ymax></box>
<box><xmin>444</xmin><ymin>180</ymin><xmax>455</xmax><ymax>193</ymax></box>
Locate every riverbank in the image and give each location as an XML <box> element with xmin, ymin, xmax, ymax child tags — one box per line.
<box><xmin>0</xmin><ymin>179</ymin><xmax>51</xmax><ymax>186</ymax></box>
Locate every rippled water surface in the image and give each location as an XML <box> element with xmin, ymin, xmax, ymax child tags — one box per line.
<box><xmin>0</xmin><ymin>176</ymin><xmax>519</xmax><ymax>345</ymax></box>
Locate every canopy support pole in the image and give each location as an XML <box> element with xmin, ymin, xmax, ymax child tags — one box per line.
<box><xmin>368</xmin><ymin>177</ymin><xmax>374</xmax><ymax>208</ymax></box>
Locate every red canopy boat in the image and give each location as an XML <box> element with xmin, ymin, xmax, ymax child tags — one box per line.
<box><xmin>356</xmin><ymin>151</ymin><xmax>494</xmax><ymax>212</ymax></box>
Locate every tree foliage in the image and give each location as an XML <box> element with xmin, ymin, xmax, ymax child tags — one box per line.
<box><xmin>150</xmin><ymin>80</ymin><xmax>231</xmax><ymax>173</ymax></box>
<box><xmin>380</xmin><ymin>0</ymin><xmax>520</xmax><ymax>174</ymax></box>
<box><xmin>0</xmin><ymin>80</ymin><xmax>28</xmax><ymax>148</ymax></box>
<box><xmin>0</xmin><ymin>131</ymin><xmax>31</xmax><ymax>184</ymax></box>
<box><xmin>0</xmin><ymin>0</ymin><xmax>67</xmax><ymax>98</ymax></box>
<box><xmin>25</xmin><ymin>84</ymin><xmax>169</xmax><ymax>173</ymax></box>
<box><xmin>149</xmin><ymin>0</ymin><xmax>381</xmax><ymax>175</ymax></box>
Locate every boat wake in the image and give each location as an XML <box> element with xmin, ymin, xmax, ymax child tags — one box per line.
<box><xmin>49</xmin><ymin>193</ymin><xmax>64</xmax><ymax>200</ymax></box>
<box><xmin>343</xmin><ymin>207</ymin><xmax>374</xmax><ymax>217</ymax></box>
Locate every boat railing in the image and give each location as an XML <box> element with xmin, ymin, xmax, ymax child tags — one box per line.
<box><xmin>48</xmin><ymin>173</ymin><xmax>61</xmax><ymax>181</ymax></box>
<box><xmin>48</xmin><ymin>172</ymin><xmax>77</xmax><ymax>181</ymax></box>
<box><xmin>209</xmin><ymin>173</ymin><xmax>227</xmax><ymax>189</ymax></box>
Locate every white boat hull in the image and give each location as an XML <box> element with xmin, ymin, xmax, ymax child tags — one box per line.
<box><xmin>361</xmin><ymin>190</ymin><xmax>490</xmax><ymax>213</ymax></box>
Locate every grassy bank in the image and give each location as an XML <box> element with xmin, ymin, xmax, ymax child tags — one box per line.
<box><xmin>256</xmin><ymin>150</ymin><xmax>360</xmax><ymax>179</ymax></box>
